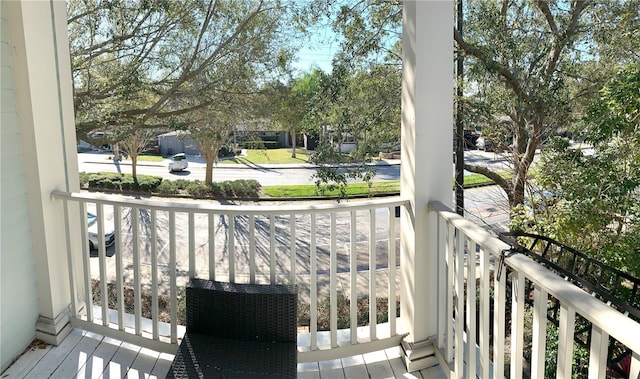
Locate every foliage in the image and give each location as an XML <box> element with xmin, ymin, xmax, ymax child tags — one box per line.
<box><xmin>84</xmin><ymin>172</ymin><xmax>162</xmax><ymax>192</ymax></box>
<box><xmin>116</xmin><ymin>127</ymin><xmax>158</xmax><ymax>178</ymax></box>
<box><xmin>521</xmin><ymin>63</ymin><xmax>640</xmax><ymax>275</ymax></box>
<box><xmin>297</xmin><ymin>294</ymin><xmax>400</xmax><ymax>331</ymax></box>
<box><xmin>268</xmin><ymin>69</ymin><xmax>324</xmax><ymax>158</ymax></box>
<box><xmin>459</xmin><ymin>0</ymin><xmax>594</xmax><ymax>207</ymax></box>
<box><xmin>151</xmin><ymin>179</ymin><xmax>262</xmax><ymax>199</ymax></box>
<box><xmin>68</xmin><ymin>0</ymin><xmax>298</xmax><ymax>144</ymax></box>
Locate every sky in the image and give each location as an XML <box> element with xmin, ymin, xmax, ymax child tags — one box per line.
<box><xmin>290</xmin><ymin>23</ymin><xmax>341</xmax><ymax>74</ymax></box>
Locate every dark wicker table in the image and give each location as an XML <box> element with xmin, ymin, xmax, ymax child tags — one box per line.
<box><xmin>167</xmin><ymin>279</ymin><xmax>298</xmax><ymax>379</ymax></box>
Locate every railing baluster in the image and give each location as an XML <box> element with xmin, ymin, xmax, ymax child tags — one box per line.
<box><xmin>269</xmin><ymin>215</ymin><xmax>275</xmax><ymax>284</ymax></box>
<box><xmin>132</xmin><ymin>206</ymin><xmax>141</xmax><ymax>335</ymax></box>
<box><xmin>229</xmin><ymin>214</ymin><xmax>235</xmax><ymax>283</ymax></box>
<box><xmin>114</xmin><ymin>205</ymin><xmax>124</xmax><ymax>330</ymax></box>
<box><xmin>511</xmin><ymin>270</ymin><xmax>525</xmax><ymax>379</ymax></box>
<box><xmin>466</xmin><ymin>240</ymin><xmax>477</xmax><ymax>379</ymax></box>
<box><xmin>350</xmin><ymin>211</ymin><xmax>358</xmax><ymax>344</ymax></box>
<box><xmin>249</xmin><ymin>214</ymin><xmax>255</xmax><ymax>283</ymax></box>
<box><xmin>531</xmin><ymin>285</ymin><xmax>548</xmax><ymax>379</ymax></box>
<box><xmin>189</xmin><ymin>211</ymin><xmax>195</xmax><ymax>277</ymax></box>
<box><xmin>446</xmin><ymin>220</ymin><xmax>454</xmax><ymax>363</ymax></box>
<box><xmin>290</xmin><ymin>213</ymin><xmax>296</xmax><ymax>285</ymax></box>
<box><xmin>62</xmin><ymin>199</ymin><xmax>78</xmax><ymax>317</ymax></box>
<box><xmin>310</xmin><ymin>214</ymin><xmax>318</xmax><ymax>351</ymax></box>
<box><xmin>388</xmin><ymin>207</ymin><xmax>396</xmax><ymax>337</ymax></box>
<box><xmin>151</xmin><ymin>209</ymin><xmax>158</xmax><ymax>340</ymax></box>
<box><xmin>169</xmin><ymin>211</ymin><xmax>177</xmax><ymax>344</ymax></box>
<box><xmin>493</xmin><ymin>255</ymin><xmax>506</xmax><ymax>379</ymax></box>
<box><xmin>97</xmin><ymin>202</ymin><xmax>108</xmax><ymax>326</ymax></box>
<box><xmin>79</xmin><ymin>200</ymin><xmax>92</xmax><ymax>322</ymax></box>
<box><xmin>208</xmin><ymin>213</ymin><xmax>215</xmax><ymax>281</ymax></box>
<box><xmin>369</xmin><ymin>208</ymin><xmax>377</xmax><ymax>341</ymax></box>
<box><xmin>330</xmin><ymin>212</ymin><xmax>338</xmax><ymax>348</ymax></box>
<box><xmin>454</xmin><ymin>230</ymin><xmax>465</xmax><ymax>378</ymax></box>
<box><xmin>556</xmin><ymin>302</ymin><xmax>576</xmax><ymax>379</ymax></box>
<box><xmin>479</xmin><ymin>245</ymin><xmax>490</xmax><ymax>379</ymax></box>
<box><xmin>587</xmin><ymin>325</ymin><xmax>608</xmax><ymax>379</ymax></box>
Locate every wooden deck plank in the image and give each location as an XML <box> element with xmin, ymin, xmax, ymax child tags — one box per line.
<box><xmin>297</xmin><ymin>361</ymin><xmax>321</xmax><ymax>379</ymax></box>
<box><xmin>100</xmin><ymin>341</ymin><xmax>141</xmax><ymax>379</ymax></box>
<box><xmin>319</xmin><ymin>358</ymin><xmax>346</xmax><ymax>379</ymax></box>
<box><xmin>125</xmin><ymin>347</ymin><xmax>160</xmax><ymax>379</ymax></box>
<box><xmin>48</xmin><ymin>331</ymin><xmax>102</xmax><ymax>378</ymax></box>
<box><xmin>149</xmin><ymin>352</ymin><xmax>173</xmax><ymax>378</ymax></box>
<box><xmin>22</xmin><ymin>328</ymin><xmax>85</xmax><ymax>378</ymax></box>
<box><xmin>341</xmin><ymin>354</ymin><xmax>370</xmax><ymax>378</ymax></box>
<box><xmin>363</xmin><ymin>349</ymin><xmax>396</xmax><ymax>378</ymax></box>
<box><xmin>1</xmin><ymin>341</ymin><xmax>53</xmax><ymax>378</ymax></box>
<box><xmin>5</xmin><ymin>328</ymin><xmax>448</xmax><ymax>378</ymax></box>
<box><xmin>385</xmin><ymin>347</ymin><xmax>424</xmax><ymax>378</ymax></box>
<box><xmin>85</xmin><ymin>336</ymin><xmax>122</xmax><ymax>379</ymax></box>
<box><xmin>419</xmin><ymin>365</ymin><xmax>448</xmax><ymax>379</ymax></box>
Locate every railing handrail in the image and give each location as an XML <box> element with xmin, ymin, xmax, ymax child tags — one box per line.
<box><xmin>429</xmin><ymin>200</ymin><xmax>640</xmax><ymax>353</ymax></box>
<box><xmin>55</xmin><ymin>189</ymin><xmax>407</xmax><ymax>362</ymax></box>
<box><xmin>52</xmin><ymin>190</ymin><xmax>409</xmax><ymax>215</ymax></box>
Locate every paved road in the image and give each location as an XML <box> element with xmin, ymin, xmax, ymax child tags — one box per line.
<box><xmin>78</xmin><ymin>149</ymin><xmax>513</xmax><ymax>186</ymax></box>
<box><xmin>78</xmin><ymin>152</ymin><xmax>401</xmax><ymax>185</ymax></box>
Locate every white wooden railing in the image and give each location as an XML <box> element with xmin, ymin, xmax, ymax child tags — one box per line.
<box><xmin>430</xmin><ymin>201</ymin><xmax>640</xmax><ymax>379</ymax></box>
<box><xmin>52</xmin><ymin>190</ymin><xmax>407</xmax><ymax>362</ymax></box>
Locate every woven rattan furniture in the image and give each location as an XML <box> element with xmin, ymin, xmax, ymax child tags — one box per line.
<box><xmin>167</xmin><ymin>278</ymin><xmax>298</xmax><ymax>378</ymax></box>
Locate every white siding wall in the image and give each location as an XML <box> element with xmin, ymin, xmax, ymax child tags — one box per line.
<box><xmin>0</xmin><ymin>4</ymin><xmax>40</xmax><ymax>373</ymax></box>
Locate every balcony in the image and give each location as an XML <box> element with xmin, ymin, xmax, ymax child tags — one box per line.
<box><xmin>4</xmin><ymin>192</ymin><xmax>639</xmax><ymax>378</ymax></box>
<box><xmin>3</xmin><ymin>1</ymin><xmax>640</xmax><ymax>377</ymax></box>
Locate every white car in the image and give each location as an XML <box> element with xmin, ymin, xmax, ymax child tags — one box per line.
<box><xmin>168</xmin><ymin>153</ymin><xmax>188</xmax><ymax>172</ymax></box>
<box><xmin>87</xmin><ymin>212</ymin><xmax>115</xmax><ymax>256</ymax></box>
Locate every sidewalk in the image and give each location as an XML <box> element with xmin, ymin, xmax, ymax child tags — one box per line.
<box><xmin>77</xmin><ymin>151</ymin><xmax>401</xmax><ymax>169</ymax></box>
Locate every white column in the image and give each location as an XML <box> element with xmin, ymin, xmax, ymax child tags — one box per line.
<box><xmin>400</xmin><ymin>0</ymin><xmax>453</xmax><ymax>371</ymax></box>
<box><xmin>6</xmin><ymin>0</ymin><xmax>81</xmax><ymax>345</ymax></box>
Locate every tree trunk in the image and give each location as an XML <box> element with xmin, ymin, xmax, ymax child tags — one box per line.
<box><xmin>131</xmin><ymin>155</ymin><xmax>137</xmax><ymax>179</ymax></box>
<box><xmin>205</xmin><ymin>157</ymin><xmax>214</xmax><ymax>185</ymax></box>
<box><xmin>291</xmin><ymin>128</ymin><xmax>297</xmax><ymax>158</ymax></box>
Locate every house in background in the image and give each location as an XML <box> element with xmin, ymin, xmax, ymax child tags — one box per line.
<box><xmin>157</xmin><ymin>131</ymin><xmax>199</xmax><ymax>156</ymax></box>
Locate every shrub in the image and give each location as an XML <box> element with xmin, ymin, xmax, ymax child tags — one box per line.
<box><xmin>79</xmin><ymin>172</ymin><xmax>90</xmax><ymax>187</ymax></box>
<box><xmin>85</xmin><ymin>172</ymin><xmax>163</xmax><ymax>192</ymax></box>
<box><xmin>156</xmin><ymin>180</ymin><xmax>179</xmax><ymax>195</ymax></box>
<box><xmin>185</xmin><ymin>181</ymin><xmax>211</xmax><ymax>197</ymax></box>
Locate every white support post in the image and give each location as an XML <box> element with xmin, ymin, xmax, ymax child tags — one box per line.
<box><xmin>400</xmin><ymin>0</ymin><xmax>454</xmax><ymax>372</ymax></box>
<box><xmin>5</xmin><ymin>0</ymin><xmax>80</xmax><ymax>345</ymax></box>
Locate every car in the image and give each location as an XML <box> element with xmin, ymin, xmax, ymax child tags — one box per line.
<box><xmin>87</xmin><ymin>212</ymin><xmax>115</xmax><ymax>256</ymax></box>
<box><xmin>476</xmin><ymin>136</ymin><xmax>494</xmax><ymax>152</ymax></box>
<box><xmin>168</xmin><ymin>153</ymin><xmax>188</xmax><ymax>172</ymax></box>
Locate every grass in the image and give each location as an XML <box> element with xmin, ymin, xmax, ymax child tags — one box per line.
<box><xmin>221</xmin><ymin>148</ymin><xmax>309</xmax><ymax>165</ymax></box>
<box><xmin>263</xmin><ymin>181</ymin><xmax>400</xmax><ymax>198</ymax></box>
<box><xmin>262</xmin><ymin>171</ymin><xmax>511</xmax><ymax>198</ymax></box>
<box><xmin>135</xmin><ymin>155</ymin><xmax>165</xmax><ymax>162</ymax></box>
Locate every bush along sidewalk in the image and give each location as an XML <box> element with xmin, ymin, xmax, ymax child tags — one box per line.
<box><xmin>79</xmin><ymin>172</ymin><xmax>261</xmax><ymax>199</ymax></box>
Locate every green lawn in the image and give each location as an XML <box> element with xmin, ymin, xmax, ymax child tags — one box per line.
<box><xmin>262</xmin><ymin>171</ymin><xmax>510</xmax><ymax>198</ymax></box>
<box><xmin>263</xmin><ymin>181</ymin><xmax>400</xmax><ymax>198</ymax></box>
<box><xmin>221</xmin><ymin>148</ymin><xmax>310</xmax><ymax>165</ymax></box>
<box><xmin>135</xmin><ymin>155</ymin><xmax>165</xmax><ymax>162</ymax></box>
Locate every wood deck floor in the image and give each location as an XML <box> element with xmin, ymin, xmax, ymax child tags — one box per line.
<box><xmin>3</xmin><ymin>328</ymin><xmax>448</xmax><ymax>378</ymax></box>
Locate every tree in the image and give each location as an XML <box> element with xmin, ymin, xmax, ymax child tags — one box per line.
<box><xmin>117</xmin><ymin>127</ymin><xmax>157</xmax><ymax>179</ymax></box>
<box><xmin>269</xmin><ymin>69</ymin><xmax>324</xmax><ymax>159</ymax></box>
<box><xmin>456</xmin><ymin>0</ymin><xmax>594</xmax><ymax>207</ymax></box>
<box><xmin>68</xmin><ymin>0</ymin><xmax>297</xmax><ymax>145</ymax></box>
<box><xmin>188</xmin><ymin>111</ymin><xmax>234</xmax><ymax>186</ymax></box>
<box><xmin>518</xmin><ymin>63</ymin><xmax>640</xmax><ymax>275</ymax></box>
